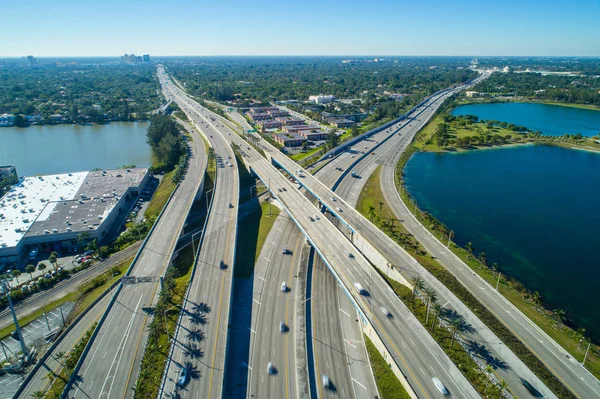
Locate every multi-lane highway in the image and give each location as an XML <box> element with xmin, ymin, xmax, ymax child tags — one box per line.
<box><xmin>159</xmin><ymin>69</ymin><xmax>480</xmax><ymax>399</ymax></box>
<box><xmin>62</xmin><ymin>87</ymin><xmax>208</xmax><ymax>399</ymax></box>
<box><xmin>246</xmin><ymin>214</ymin><xmax>304</xmax><ymax>399</ymax></box>
<box><xmin>158</xmin><ymin>68</ymin><xmax>239</xmax><ymax>399</ymax></box>
<box><xmin>305</xmin><ymin>75</ymin><xmax>600</xmax><ymax>398</ymax></box>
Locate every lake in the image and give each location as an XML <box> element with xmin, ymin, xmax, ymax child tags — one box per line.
<box><xmin>0</xmin><ymin>122</ymin><xmax>152</xmax><ymax>176</ymax></box>
<box><xmin>452</xmin><ymin>102</ymin><xmax>600</xmax><ymax>137</ymax></box>
<box><xmin>404</xmin><ymin>145</ymin><xmax>600</xmax><ymax>339</ymax></box>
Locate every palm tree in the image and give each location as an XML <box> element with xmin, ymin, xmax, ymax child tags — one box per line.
<box><xmin>25</xmin><ymin>264</ymin><xmax>36</xmax><ymax>280</ymax></box>
<box><xmin>466</xmin><ymin>242</ymin><xmax>474</xmax><ymax>256</ymax></box>
<box><xmin>431</xmin><ymin>303</ymin><xmax>443</xmax><ymax>330</ymax></box>
<box><xmin>498</xmin><ymin>378</ymin><xmax>508</xmax><ymax>393</ymax></box>
<box><xmin>368</xmin><ymin>206</ymin><xmax>376</xmax><ymax>222</ymax></box>
<box><xmin>424</xmin><ymin>286</ymin><xmax>437</xmax><ymax>325</ymax></box>
<box><xmin>30</xmin><ymin>391</ymin><xmax>45</xmax><ymax>398</ymax></box>
<box><xmin>409</xmin><ymin>276</ymin><xmax>424</xmax><ymax>301</ymax></box>
<box><xmin>532</xmin><ymin>291</ymin><xmax>542</xmax><ymax>305</ymax></box>
<box><xmin>11</xmin><ymin>270</ymin><xmax>21</xmax><ymax>284</ymax></box>
<box><xmin>478</xmin><ymin>252</ymin><xmax>487</xmax><ymax>267</ymax></box>
<box><xmin>450</xmin><ymin>317</ymin><xmax>465</xmax><ymax>349</ymax></box>
<box><xmin>378</xmin><ymin>201</ymin><xmax>385</xmax><ymax>217</ymax></box>
<box><xmin>554</xmin><ymin>309</ymin><xmax>566</xmax><ymax>324</ymax></box>
<box><xmin>48</xmin><ymin>252</ymin><xmax>58</xmax><ymax>270</ymax></box>
<box><xmin>38</xmin><ymin>262</ymin><xmax>47</xmax><ymax>273</ymax></box>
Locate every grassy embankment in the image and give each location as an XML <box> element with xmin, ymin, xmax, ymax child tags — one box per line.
<box><xmin>364</xmin><ymin>336</ymin><xmax>411</xmax><ymax>399</ymax></box>
<box><xmin>234</xmin><ymin>201</ymin><xmax>281</xmax><ymax>279</ymax></box>
<box><xmin>358</xmin><ymin>165</ymin><xmax>579</xmax><ymax>397</ymax></box>
<box><xmin>133</xmin><ymin>239</ymin><xmax>196</xmax><ymax>399</ymax></box>
<box><xmin>401</xmin><ymin>113</ymin><xmax>600</xmax><ymax>380</ymax></box>
<box><xmin>0</xmin><ymin>258</ymin><xmax>132</xmax><ymax>341</ymax></box>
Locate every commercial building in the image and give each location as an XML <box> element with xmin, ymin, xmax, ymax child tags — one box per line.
<box><xmin>309</xmin><ymin>95</ymin><xmax>335</xmax><ymax>104</ymax></box>
<box><xmin>257</xmin><ymin>120</ymin><xmax>283</xmax><ymax>132</ymax></box>
<box><xmin>266</xmin><ymin>109</ymin><xmax>289</xmax><ymax>118</ymax></box>
<box><xmin>282</xmin><ymin>124</ymin><xmax>314</xmax><ymax>133</ymax></box>
<box><xmin>273</xmin><ymin>132</ymin><xmax>306</xmax><ymax>147</ymax></box>
<box><xmin>121</xmin><ymin>53</ymin><xmax>149</xmax><ymax>64</ymax></box>
<box><xmin>330</xmin><ymin>118</ymin><xmax>355</xmax><ymax>128</ymax></box>
<box><xmin>276</xmin><ymin>116</ymin><xmax>304</xmax><ymax>126</ymax></box>
<box><xmin>249</xmin><ymin>106</ymin><xmax>279</xmax><ymax>114</ymax></box>
<box><xmin>0</xmin><ymin>168</ymin><xmax>149</xmax><ymax>265</ymax></box>
<box><xmin>297</xmin><ymin>130</ymin><xmax>329</xmax><ymax>141</ymax></box>
<box><xmin>247</xmin><ymin>112</ymin><xmax>271</xmax><ymax>121</ymax></box>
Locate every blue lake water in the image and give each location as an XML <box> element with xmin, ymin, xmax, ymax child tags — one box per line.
<box><xmin>452</xmin><ymin>102</ymin><xmax>600</xmax><ymax>137</ymax></box>
<box><xmin>404</xmin><ymin>145</ymin><xmax>600</xmax><ymax>339</ymax></box>
<box><xmin>0</xmin><ymin>122</ymin><xmax>152</xmax><ymax>176</ymax></box>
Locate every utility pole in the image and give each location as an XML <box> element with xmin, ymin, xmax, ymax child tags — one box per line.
<box><xmin>1</xmin><ymin>278</ymin><xmax>28</xmax><ymax>357</ymax></box>
<box><xmin>495</xmin><ymin>272</ymin><xmax>502</xmax><ymax>291</ymax></box>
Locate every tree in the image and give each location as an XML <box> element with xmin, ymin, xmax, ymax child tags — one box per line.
<box><xmin>350</xmin><ymin>124</ymin><xmax>359</xmax><ymax>137</ymax></box>
<box><xmin>31</xmin><ymin>391</ymin><xmax>45</xmax><ymax>398</ymax></box>
<box><xmin>424</xmin><ymin>286</ymin><xmax>438</xmax><ymax>325</ymax></box>
<box><xmin>48</xmin><ymin>252</ymin><xmax>58</xmax><ymax>270</ymax></box>
<box><xmin>450</xmin><ymin>317</ymin><xmax>464</xmax><ymax>349</ymax></box>
<box><xmin>478</xmin><ymin>252</ymin><xmax>487</xmax><ymax>266</ymax></box>
<box><xmin>554</xmin><ymin>309</ymin><xmax>566</xmax><ymax>324</ymax></box>
<box><xmin>38</xmin><ymin>262</ymin><xmax>48</xmax><ymax>272</ymax></box>
<box><xmin>368</xmin><ymin>206</ymin><xmax>376</xmax><ymax>222</ymax></box>
<box><xmin>76</xmin><ymin>231</ymin><xmax>90</xmax><ymax>247</ymax></box>
<box><xmin>25</xmin><ymin>264</ymin><xmax>36</xmax><ymax>279</ymax></box>
<box><xmin>466</xmin><ymin>242</ymin><xmax>474</xmax><ymax>255</ymax></box>
<box><xmin>326</xmin><ymin>132</ymin><xmax>340</xmax><ymax>150</ymax></box>
<box><xmin>431</xmin><ymin>303</ymin><xmax>443</xmax><ymax>330</ymax></box>
<box><xmin>378</xmin><ymin>201</ymin><xmax>385</xmax><ymax>217</ymax></box>
<box><xmin>14</xmin><ymin>114</ymin><xmax>28</xmax><ymax>127</ymax></box>
<box><xmin>532</xmin><ymin>291</ymin><xmax>542</xmax><ymax>305</ymax></box>
<box><xmin>410</xmin><ymin>275</ymin><xmax>425</xmax><ymax>301</ymax></box>
<box><xmin>11</xmin><ymin>270</ymin><xmax>21</xmax><ymax>283</ymax></box>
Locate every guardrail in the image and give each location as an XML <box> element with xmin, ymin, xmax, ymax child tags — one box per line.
<box><xmin>59</xmin><ymin>180</ymin><xmax>181</xmax><ymax>398</ymax></box>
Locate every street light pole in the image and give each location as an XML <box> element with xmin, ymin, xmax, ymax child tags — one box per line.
<box><xmin>495</xmin><ymin>272</ymin><xmax>502</xmax><ymax>291</ymax></box>
<box><xmin>1</xmin><ymin>279</ymin><xmax>28</xmax><ymax>356</ymax></box>
<box><xmin>447</xmin><ymin>231</ymin><xmax>453</xmax><ymax>248</ymax></box>
<box><xmin>583</xmin><ymin>341</ymin><xmax>591</xmax><ymax>366</ymax></box>
<box><xmin>205</xmin><ymin>188</ymin><xmax>213</xmax><ymax>210</ymax></box>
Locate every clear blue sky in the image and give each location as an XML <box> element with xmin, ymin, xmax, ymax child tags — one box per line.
<box><xmin>2</xmin><ymin>0</ymin><xmax>599</xmax><ymax>57</ymax></box>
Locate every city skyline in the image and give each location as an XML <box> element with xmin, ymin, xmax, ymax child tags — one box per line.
<box><xmin>1</xmin><ymin>0</ymin><xmax>599</xmax><ymax>57</ymax></box>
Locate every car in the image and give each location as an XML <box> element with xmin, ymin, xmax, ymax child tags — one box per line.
<box><xmin>281</xmin><ymin>281</ymin><xmax>287</xmax><ymax>292</ymax></box>
<box><xmin>307</xmin><ymin>216</ymin><xmax>313</xmax><ymax>222</ymax></box>
<box><xmin>176</xmin><ymin>367</ymin><xmax>189</xmax><ymax>388</ymax></box>
<box><xmin>353</xmin><ymin>282</ymin><xmax>367</xmax><ymax>295</ymax></box>
<box><xmin>336</xmin><ymin>207</ymin><xmax>342</xmax><ymax>212</ymax></box>
<box><xmin>322</xmin><ymin>374</ymin><xmax>330</xmax><ymax>389</ymax></box>
<box><xmin>279</xmin><ymin>321</ymin><xmax>287</xmax><ymax>332</ymax></box>
<box><xmin>432</xmin><ymin>377</ymin><xmax>449</xmax><ymax>395</ymax></box>
<box><xmin>380</xmin><ymin>306</ymin><xmax>391</xmax><ymax>317</ymax></box>
<box><xmin>281</xmin><ymin>187</ymin><xmax>286</xmax><ymax>192</ymax></box>
<box><xmin>278</xmin><ymin>188</ymin><xmax>282</xmax><ymax>192</ymax></box>
<box><xmin>330</xmin><ymin>197</ymin><xmax>336</xmax><ymax>202</ymax></box>
<box><xmin>267</xmin><ymin>362</ymin><xmax>275</xmax><ymax>374</ymax></box>
<box><xmin>347</xmin><ymin>252</ymin><xmax>354</xmax><ymax>258</ymax></box>
<box><xmin>282</xmin><ymin>247</ymin><xmax>289</xmax><ymax>254</ymax></box>
<box><xmin>229</xmin><ymin>203</ymin><xmax>233</xmax><ymax>208</ymax></box>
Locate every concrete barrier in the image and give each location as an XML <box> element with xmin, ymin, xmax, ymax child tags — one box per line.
<box><xmin>352</xmin><ymin>232</ymin><xmax>411</xmax><ymax>288</ymax></box>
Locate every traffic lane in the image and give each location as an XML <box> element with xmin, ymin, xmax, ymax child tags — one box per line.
<box><xmin>166</xmin><ymin>80</ymin><xmax>477</xmax><ymax>398</ymax></box>
<box><xmin>312</xmin><ymin>257</ymin><xmax>355</xmax><ymax>399</ymax></box>
<box><xmin>252</xmin><ymin>165</ymin><xmax>478</xmax><ymax>398</ymax></box>
<box><xmin>250</xmin><ymin>216</ymin><xmax>302</xmax><ymax>399</ymax></box>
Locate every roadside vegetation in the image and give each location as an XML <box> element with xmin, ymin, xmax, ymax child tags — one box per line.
<box><xmin>399</xmin><ymin>109</ymin><xmax>600</xmax><ymax>380</ymax></box>
<box><xmin>133</xmin><ymin>240</ymin><xmax>196</xmax><ymax>399</ymax></box>
<box><xmin>41</xmin><ymin>322</ymin><xmax>97</xmax><ymax>399</ymax></box>
<box><xmin>357</xmin><ymin>166</ymin><xmax>577</xmax><ymax>398</ymax></box>
<box><xmin>234</xmin><ymin>201</ymin><xmax>281</xmax><ymax>279</ymax></box>
<box><xmin>364</xmin><ymin>336</ymin><xmax>411</xmax><ymax>399</ymax></box>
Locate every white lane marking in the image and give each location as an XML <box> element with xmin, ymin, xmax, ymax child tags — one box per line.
<box><xmin>352</xmin><ymin>378</ymin><xmax>368</xmax><ymax>390</ymax></box>
<box><xmin>253</xmin><ymin>299</ymin><xmax>261</xmax><ymax>305</ymax></box>
<box><xmin>344</xmin><ymin>339</ymin><xmax>357</xmax><ymax>349</ymax></box>
<box><xmin>339</xmin><ymin>308</ymin><xmax>351</xmax><ymax>317</ymax></box>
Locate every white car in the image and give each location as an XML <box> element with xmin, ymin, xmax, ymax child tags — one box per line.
<box><xmin>322</xmin><ymin>374</ymin><xmax>330</xmax><ymax>389</ymax></box>
<box><xmin>267</xmin><ymin>362</ymin><xmax>275</xmax><ymax>375</ymax></box>
<box><xmin>432</xmin><ymin>377</ymin><xmax>449</xmax><ymax>395</ymax></box>
<box><xmin>281</xmin><ymin>281</ymin><xmax>287</xmax><ymax>292</ymax></box>
<box><xmin>380</xmin><ymin>306</ymin><xmax>391</xmax><ymax>317</ymax></box>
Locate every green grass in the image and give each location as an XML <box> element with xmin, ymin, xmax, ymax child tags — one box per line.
<box><xmin>0</xmin><ymin>258</ymin><xmax>132</xmax><ymax>341</ymax></box>
<box><xmin>145</xmin><ymin>170</ymin><xmax>176</xmax><ymax>219</ymax></box>
<box><xmin>358</xmin><ymin>166</ymin><xmax>577</xmax><ymax>398</ymax></box>
<box><xmin>364</xmin><ymin>335</ymin><xmax>411</xmax><ymax>399</ymax></box>
<box><xmin>234</xmin><ymin>201</ymin><xmax>281</xmax><ymax>278</ymax></box>
<box><xmin>290</xmin><ymin>146</ymin><xmax>321</xmax><ymax>161</ymax></box>
<box><xmin>133</xmin><ymin>240</ymin><xmax>195</xmax><ymax>399</ymax></box>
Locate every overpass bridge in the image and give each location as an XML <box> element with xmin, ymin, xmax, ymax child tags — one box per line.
<box><xmin>159</xmin><ymin>69</ymin><xmax>480</xmax><ymax>399</ymax></box>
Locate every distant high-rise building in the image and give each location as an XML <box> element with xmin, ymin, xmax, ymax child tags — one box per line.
<box><xmin>22</xmin><ymin>55</ymin><xmax>37</xmax><ymax>66</ymax></box>
<box><xmin>121</xmin><ymin>53</ymin><xmax>147</xmax><ymax>64</ymax></box>
<box><xmin>143</xmin><ymin>54</ymin><xmax>150</xmax><ymax>62</ymax></box>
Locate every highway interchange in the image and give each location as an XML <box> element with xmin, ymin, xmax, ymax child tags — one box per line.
<box><xmin>12</xmin><ymin>65</ymin><xmax>600</xmax><ymax>399</ymax></box>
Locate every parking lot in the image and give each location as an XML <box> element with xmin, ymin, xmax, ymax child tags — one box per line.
<box><xmin>0</xmin><ymin>303</ymin><xmax>74</xmax><ymax>398</ymax></box>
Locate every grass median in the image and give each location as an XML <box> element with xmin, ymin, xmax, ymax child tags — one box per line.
<box><xmin>364</xmin><ymin>335</ymin><xmax>411</xmax><ymax>399</ymax></box>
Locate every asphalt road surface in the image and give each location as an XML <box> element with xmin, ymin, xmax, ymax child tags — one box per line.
<box><xmin>162</xmin><ymin>76</ymin><xmax>480</xmax><ymax>399</ymax></box>
<box><xmin>159</xmin><ymin>68</ymin><xmax>239</xmax><ymax>399</ymax></box>
<box><xmin>63</xmin><ymin>86</ymin><xmax>208</xmax><ymax>399</ymax></box>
